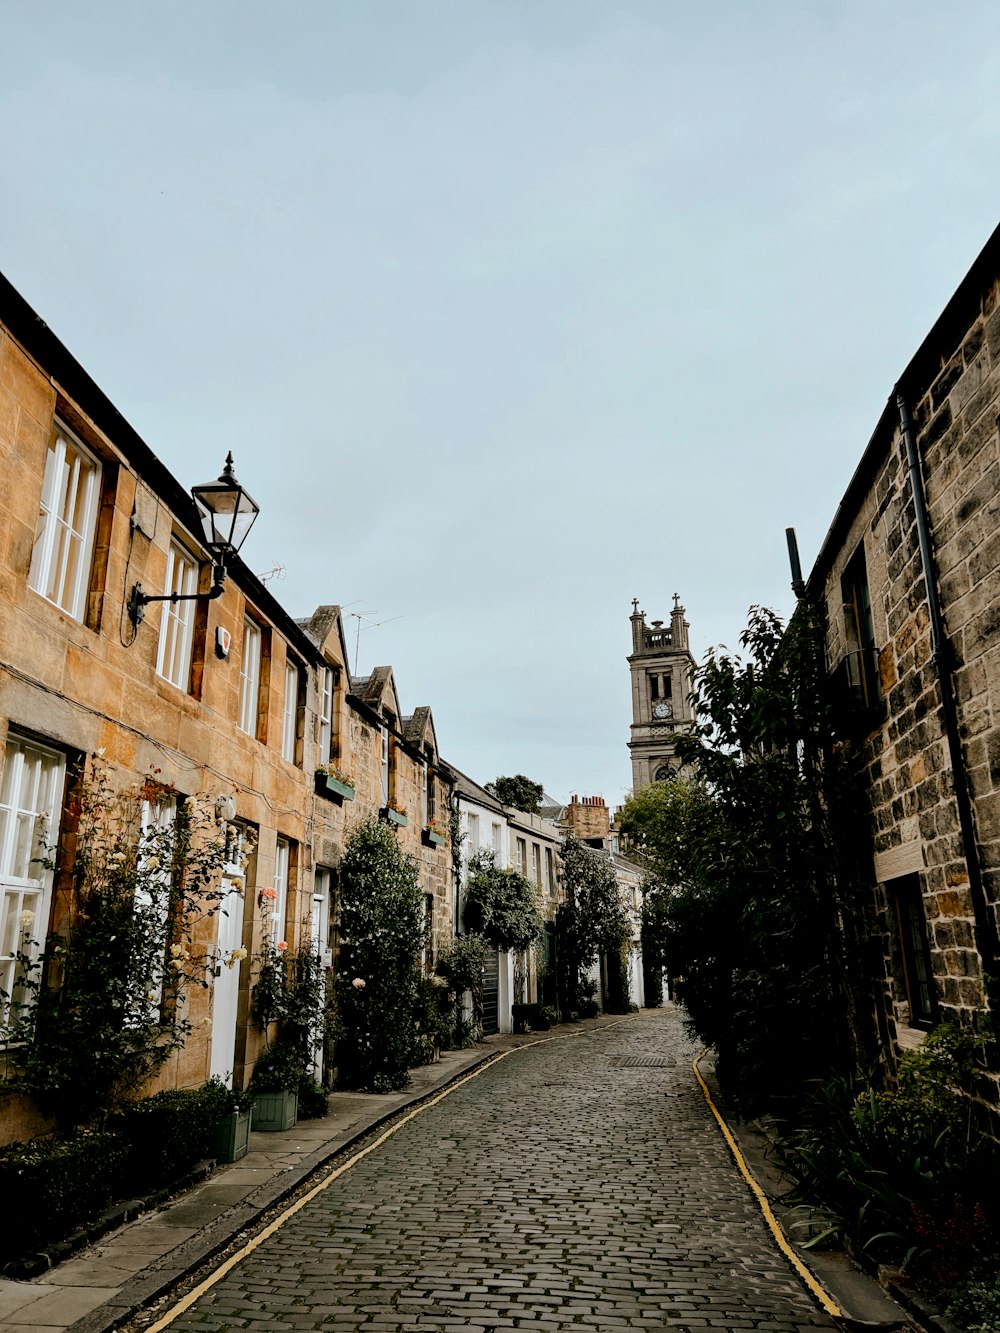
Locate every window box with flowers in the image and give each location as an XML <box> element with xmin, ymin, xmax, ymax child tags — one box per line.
<box><xmin>422</xmin><ymin>819</ymin><xmax>446</xmax><ymax>848</ymax></box>
<box><xmin>315</xmin><ymin>765</ymin><xmax>356</xmax><ymax>804</ymax></box>
<box><xmin>381</xmin><ymin>804</ymin><xmax>407</xmax><ymax>828</ymax></box>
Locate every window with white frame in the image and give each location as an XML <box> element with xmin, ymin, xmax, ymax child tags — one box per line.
<box><xmin>281</xmin><ymin>660</ymin><xmax>299</xmax><ymax>764</ymax></box>
<box><xmin>239</xmin><ymin>619</ymin><xmax>262</xmax><ymax>736</ymax></box>
<box><xmin>156</xmin><ymin>544</ymin><xmax>198</xmax><ymax>690</ymax></box>
<box><xmin>516</xmin><ymin>837</ymin><xmax>527</xmax><ymax>875</ymax></box>
<box><xmin>492</xmin><ymin>822</ymin><xmax>502</xmax><ymax>856</ymax></box>
<box><xmin>380</xmin><ymin>727</ymin><xmax>390</xmax><ymax>803</ymax></box>
<box><xmin>531</xmin><ymin>842</ymin><xmax>541</xmax><ymax>886</ymax></box>
<box><xmin>466</xmin><ymin>812</ymin><xmax>480</xmax><ymax>852</ymax></box>
<box><xmin>28</xmin><ymin>423</ymin><xmax>102</xmax><ymax>622</ymax></box>
<box><xmin>318</xmin><ymin>666</ymin><xmax>334</xmax><ymax>764</ymax></box>
<box><xmin>0</xmin><ymin>737</ymin><xmax>65</xmax><ymax>1031</ymax></box>
<box><xmin>271</xmin><ymin>838</ymin><xmax>290</xmax><ymax>945</ymax></box>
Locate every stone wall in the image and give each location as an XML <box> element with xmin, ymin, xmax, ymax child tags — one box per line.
<box><xmin>815</xmin><ymin>265</ymin><xmax>1000</xmax><ymax>1130</ymax></box>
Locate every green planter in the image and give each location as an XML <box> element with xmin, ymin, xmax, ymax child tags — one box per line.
<box><xmin>251</xmin><ymin>1088</ymin><xmax>298</xmax><ymax>1132</ymax></box>
<box><xmin>382</xmin><ymin>807</ymin><xmax>407</xmax><ymax>828</ymax></box>
<box><xmin>317</xmin><ymin>774</ymin><xmax>356</xmax><ymax>802</ymax></box>
<box><xmin>211</xmin><ymin>1108</ymin><xmax>252</xmax><ymax>1162</ymax></box>
<box><xmin>423</xmin><ymin>828</ymin><xmax>445</xmax><ymax>847</ymax></box>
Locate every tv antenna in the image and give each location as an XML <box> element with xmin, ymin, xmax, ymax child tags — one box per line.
<box><xmin>347</xmin><ymin>610</ymin><xmax>404</xmax><ymax>674</ymax></box>
<box><xmin>258</xmin><ymin>561</ymin><xmax>285</xmax><ymax>586</ymax></box>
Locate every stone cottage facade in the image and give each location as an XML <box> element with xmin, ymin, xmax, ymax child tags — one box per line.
<box><xmin>807</xmin><ymin>222</ymin><xmax>1000</xmax><ymax>1134</ymax></box>
<box><xmin>0</xmin><ymin>272</ymin><xmax>457</xmax><ymax>1144</ymax></box>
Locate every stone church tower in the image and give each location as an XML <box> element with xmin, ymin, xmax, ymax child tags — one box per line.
<box><xmin>627</xmin><ymin>595</ymin><xmax>696</xmax><ymax>793</ymax></box>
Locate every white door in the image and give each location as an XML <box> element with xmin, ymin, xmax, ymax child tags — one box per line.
<box><xmin>210</xmin><ymin>876</ymin><xmax>245</xmax><ymax>1085</ymax></box>
<box><xmin>310</xmin><ymin>877</ymin><xmax>332</xmax><ymax>1076</ymax></box>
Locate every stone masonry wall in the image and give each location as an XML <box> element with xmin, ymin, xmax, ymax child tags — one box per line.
<box><xmin>819</xmin><ymin>272</ymin><xmax>1000</xmax><ymax>1129</ymax></box>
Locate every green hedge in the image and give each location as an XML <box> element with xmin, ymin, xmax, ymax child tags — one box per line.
<box><xmin>0</xmin><ymin>1132</ymin><xmax>129</xmax><ymax>1253</ymax></box>
<box><xmin>118</xmin><ymin>1081</ymin><xmax>230</xmax><ymax>1184</ymax></box>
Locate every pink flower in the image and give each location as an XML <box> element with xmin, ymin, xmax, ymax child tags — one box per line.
<box><xmin>276</xmin><ymin>940</ymin><xmax>288</xmax><ymax>953</ymax></box>
<box><xmin>352</xmin><ymin>977</ymin><xmax>366</xmax><ymax>990</ymax></box>
<box><xmin>259</xmin><ymin>887</ymin><xmax>278</xmax><ymax>902</ymax></box>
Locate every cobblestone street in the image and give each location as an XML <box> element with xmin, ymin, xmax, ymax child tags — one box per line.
<box><xmin>161</xmin><ymin>1009</ymin><xmax>835</xmax><ymax>1332</ymax></box>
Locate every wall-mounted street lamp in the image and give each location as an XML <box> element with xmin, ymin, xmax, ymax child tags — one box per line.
<box><xmin>127</xmin><ymin>452</ymin><xmax>260</xmax><ymax>629</ymax></box>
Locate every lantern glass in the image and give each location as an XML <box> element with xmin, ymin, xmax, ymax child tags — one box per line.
<box><xmin>191</xmin><ymin>454</ymin><xmax>260</xmax><ymax>556</ymax></box>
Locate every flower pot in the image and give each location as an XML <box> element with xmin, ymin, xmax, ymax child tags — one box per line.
<box><xmin>423</xmin><ymin>828</ymin><xmax>445</xmax><ymax>847</ymax></box>
<box><xmin>251</xmin><ymin>1088</ymin><xmax>298</xmax><ymax>1132</ymax></box>
<box><xmin>317</xmin><ymin>774</ymin><xmax>356</xmax><ymax>803</ymax></box>
<box><xmin>211</xmin><ymin>1108</ymin><xmax>252</xmax><ymax>1162</ymax></box>
<box><xmin>381</xmin><ymin>806</ymin><xmax>407</xmax><ymax>828</ymax></box>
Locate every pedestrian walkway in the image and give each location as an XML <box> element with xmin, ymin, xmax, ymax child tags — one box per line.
<box><xmin>0</xmin><ymin>1011</ymin><xmax>916</xmax><ymax>1333</ymax></box>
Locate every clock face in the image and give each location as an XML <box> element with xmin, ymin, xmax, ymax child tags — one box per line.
<box><xmin>653</xmin><ymin>701</ymin><xmax>673</xmax><ymax>720</ymax></box>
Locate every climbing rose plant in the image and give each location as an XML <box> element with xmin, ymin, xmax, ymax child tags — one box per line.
<box><xmin>332</xmin><ymin>817</ymin><xmax>426</xmax><ymax>1091</ymax></box>
<box><xmin>1</xmin><ymin>754</ymin><xmax>231</xmax><ymax>1127</ymax></box>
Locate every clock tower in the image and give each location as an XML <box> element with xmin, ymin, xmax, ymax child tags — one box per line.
<box><xmin>627</xmin><ymin>594</ymin><xmax>696</xmax><ymax>792</ymax></box>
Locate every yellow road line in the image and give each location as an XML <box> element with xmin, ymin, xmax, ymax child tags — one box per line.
<box><xmin>144</xmin><ymin>1024</ymin><xmax>625</xmax><ymax>1332</ymax></box>
<box><xmin>691</xmin><ymin>1050</ymin><xmax>843</xmax><ymax>1321</ymax></box>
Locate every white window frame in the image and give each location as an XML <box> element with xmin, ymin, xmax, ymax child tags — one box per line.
<box><xmin>380</xmin><ymin>727</ymin><xmax>390</xmax><ymax>803</ymax></box>
<box><xmin>282</xmin><ymin>660</ymin><xmax>299</xmax><ymax>764</ymax></box>
<box><xmin>272</xmin><ymin>838</ymin><xmax>290</xmax><ymax>946</ymax></box>
<box><xmin>0</xmin><ymin>737</ymin><xmax>65</xmax><ymax>1032</ymax></box>
<box><xmin>492</xmin><ymin>822</ymin><xmax>503</xmax><ymax>856</ymax></box>
<box><xmin>156</xmin><ymin>543</ymin><xmax>198</xmax><ymax>690</ymax></box>
<box><xmin>466</xmin><ymin>812</ymin><xmax>480</xmax><ymax>852</ymax></box>
<box><xmin>531</xmin><ymin>842</ymin><xmax>541</xmax><ymax>887</ymax></box>
<box><xmin>28</xmin><ymin>422</ymin><xmax>102</xmax><ymax>621</ymax></box>
<box><xmin>239</xmin><ymin>619</ymin><xmax>261</xmax><ymax>736</ymax></box>
<box><xmin>319</xmin><ymin>666</ymin><xmax>334</xmax><ymax>764</ymax></box>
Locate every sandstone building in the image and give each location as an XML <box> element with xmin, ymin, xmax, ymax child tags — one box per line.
<box><xmin>808</xmin><ymin>222</ymin><xmax>1000</xmax><ymax>1133</ymax></box>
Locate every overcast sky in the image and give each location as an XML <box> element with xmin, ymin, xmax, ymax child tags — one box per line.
<box><xmin>2</xmin><ymin>1</ymin><xmax>999</xmax><ymax>805</ymax></box>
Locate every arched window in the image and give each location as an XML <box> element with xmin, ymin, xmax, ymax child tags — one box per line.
<box><xmin>654</xmin><ymin>764</ymin><xmax>676</xmax><ymax>782</ymax></box>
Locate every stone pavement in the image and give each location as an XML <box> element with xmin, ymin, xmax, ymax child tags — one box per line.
<box><xmin>0</xmin><ymin>1010</ymin><xmax>917</xmax><ymax>1333</ymax></box>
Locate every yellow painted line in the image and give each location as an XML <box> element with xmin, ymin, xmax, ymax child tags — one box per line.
<box><xmin>692</xmin><ymin>1050</ymin><xmax>843</xmax><ymax>1321</ymax></box>
<box><xmin>144</xmin><ymin>1023</ymin><xmax>627</xmax><ymax>1332</ymax></box>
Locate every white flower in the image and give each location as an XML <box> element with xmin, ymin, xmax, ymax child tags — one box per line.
<box><xmin>145</xmin><ymin>855</ymin><xmax>160</xmax><ymax>869</ymax></box>
<box><xmin>351</xmin><ymin>977</ymin><xmax>366</xmax><ymax>990</ymax></box>
<box><xmin>19</xmin><ymin>910</ymin><xmax>35</xmax><ymax>926</ymax></box>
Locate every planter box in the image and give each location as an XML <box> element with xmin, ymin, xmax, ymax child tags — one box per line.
<box><xmin>381</xmin><ymin>806</ymin><xmax>407</xmax><ymax>828</ymax></box>
<box><xmin>317</xmin><ymin>774</ymin><xmax>356</xmax><ymax>803</ymax></box>
<box><xmin>423</xmin><ymin>828</ymin><xmax>446</xmax><ymax>847</ymax></box>
<box><xmin>251</xmin><ymin>1088</ymin><xmax>298</xmax><ymax>1132</ymax></box>
<box><xmin>211</xmin><ymin>1108</ymin><xmax>251</xmax><ymax>1162</ymax></box>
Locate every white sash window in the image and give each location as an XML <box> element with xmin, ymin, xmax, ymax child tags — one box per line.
<box><xmin>0</xmin><ymin>737</ymin><xmax>65</xmax><ymax>1030</ymax></box>
<box><xmin>28</xmin><ymin>424</ymin><xmax>101</xmax><ymax>621</ymax></box>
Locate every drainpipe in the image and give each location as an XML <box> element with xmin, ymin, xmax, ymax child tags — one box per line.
<box><xmin>895</xmin><ymin>391</ymin><xmax>998</xmax><ymax>998</ymax></box>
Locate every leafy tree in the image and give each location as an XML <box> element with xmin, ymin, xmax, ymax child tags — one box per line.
<box><xmin>489</xmin><ymin>774</ymin><xmax>544</xmax><ymax>813</ymax></box>
<box><xmin>618</xmin><ymin>604</ymin><xmax>873</xmax><ymax>1111</ymax></box>
<box><xmin>463</xmin><ymin>851</ymin><xmax>541</xmax><ymax>952</ymax></box>
<box><xmin>557</xmin><ymin>835</ymin><xmax>632</xmax><ymax>1015</ymax></box>
<box><xmin>332</xmin><ymin>817</ymin><xmax>425</xmax><ymax>1091</ymax></box>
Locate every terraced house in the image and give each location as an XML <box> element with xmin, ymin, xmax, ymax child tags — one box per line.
<box><xmin>808</xmin><ymin>222</ymin><xmax>1000</xmax><ymax>1136</ymax></box>
<box><xmin>0</xmin><ymin>272</ymin><xmax>457</xmax><ymax>1143</ymax></box>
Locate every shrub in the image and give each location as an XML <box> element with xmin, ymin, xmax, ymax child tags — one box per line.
<box><xmin>0</xmin><ymin>1132</ymin><xmax>129</xmax><ymax>1254</ymax></box>
<box><xmin>250</xmin><ymin>1041</ymin><xmax>304</xmax><ymax>1092</ymax></box>
<box><xmin>119</xmin><ymin>1081</ymin><xmax>230</xmax><ymax>1184</ymax></box>
<box><xmin>296</xmin><ymin>1074</ymin><xmax>329</xmax><ymax>1120</ymax></box>
<box><xmin>463</xmin><ymin>851</ymin><xmax>541</xmax><ymax>952</ymax></box>
<box><xmin>333</xmin><ymin>818</ymin><xmax>425</xmax><ymax>1091</ymax></box>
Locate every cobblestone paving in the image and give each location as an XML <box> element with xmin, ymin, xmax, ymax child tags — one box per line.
<box><xmin>169</xmin><ymin>1010</ymin><xmax>836</xmax><ymax>1331</ymax></box>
